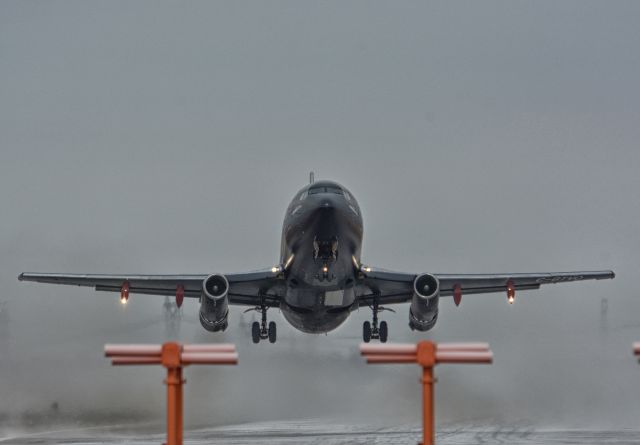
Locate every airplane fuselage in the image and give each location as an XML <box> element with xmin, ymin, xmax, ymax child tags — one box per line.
<box><xmin>278</xmin><ymin>180</ymin><xmax>363</xmax><ymax>333</ymax></box>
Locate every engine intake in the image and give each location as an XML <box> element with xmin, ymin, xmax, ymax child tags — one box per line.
<box><xmin>199</xmin><ymin>274</ymin><xmax>229</xmax><ymax>332</ymax></box>
<box><xmin>409</xmin><ymin>273</ymin><xmax>440</xmax><ymax>331</ymax></box>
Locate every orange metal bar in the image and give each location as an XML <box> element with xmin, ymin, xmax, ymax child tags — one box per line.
<box><xmin>105</xmin><ymin>344</ymin><xmax>162</xmax><ymax>357</ymax></box>
<box><xmin>182</xmin><ymin>344</ymin><xmax>236</xmax><ymax>353</ymax></box>
<box><xmin>436</xmin><ymin>342</ymin><xmax>490</xmax><ymax>352</ymax></box>
<box><xmin>435</xmin><ymin>351</ymin><xmax>493</xmax><ymax>364</ymax></box>
<box><xmin>177</xmin><ymin>370</ymin><xmax>183</xmax><ymax>445</ymax></box>
<box><xmin>365</xmin><ymin>354</ymin><xmax>417</xmax><ymax>364</ymax></box>
<box><xmin>360</xmin><ymin>343</ymin><xmax>417</xmax><ymax>355</ymax></box>
<box><xmin>162</xmin><ymin>343</ymin><xmax>181</xmax><ymax>445</ymax></box>
<box><xmin>360</xmin><ymin>342</ymin><xmax>490</xmax><ymax>355</ymax></box>
<box><xmin>180</xmin><ymin>352</ymin><xmax>238</xmax><ymax>365</ymax></box>
<box><xmin>111</xmin><ymin>357</ymin><xmax>162</xmax><ymax>365</ymax></box>
<box><xmin>422</xmin><ymin>365</ymin><xmax>435</xmax><ymax>445</ymax></box>
<box><xmin>165</xmin><ymin>366</ymin><xmax>181</xmax><ymax>445</ymax></box>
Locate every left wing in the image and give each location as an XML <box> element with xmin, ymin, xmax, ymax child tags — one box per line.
<box><xmin>18</xmin><ymin>270</ymin><xmax>283</xmax><ymax>307</ymax></box>
<box><xmin>360</xmin><ymin>269</ymin><xmax>615</xmax><ymax>305</ymax></box>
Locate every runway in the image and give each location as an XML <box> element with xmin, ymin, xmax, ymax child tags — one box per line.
<box><xmin>2</xmin><ymin>420</ymin><xmax>639</xmax><ymax>444</ymax></box>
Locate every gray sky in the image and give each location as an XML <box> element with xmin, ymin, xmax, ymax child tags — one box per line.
<box><xmin>1</xmin><ymin>0</ymin><xmax>639</xmax><ymax>432</ymax></box>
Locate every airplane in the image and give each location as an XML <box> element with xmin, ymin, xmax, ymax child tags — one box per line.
<box><xmin>19</xmin><ymin>174</ymin><xmax>615</xmax><ymax>344</ymax></box>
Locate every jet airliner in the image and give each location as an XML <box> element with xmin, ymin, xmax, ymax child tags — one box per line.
<box><xmin>19</xmin><ymin>176</ymin><xmax>615</xmax><ymax>343</ymax></box>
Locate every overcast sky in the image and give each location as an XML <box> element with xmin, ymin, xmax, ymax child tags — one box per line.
<box><xmin>1</xmin><ymin>0</ymin><xmax>639</xmax><ymax>432</ymax></box>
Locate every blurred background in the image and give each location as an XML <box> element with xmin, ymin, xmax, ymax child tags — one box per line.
<box><xmin>1</xmin><ymin>0</ymin><xmax>639</xmax><ymax>434</ymax></box>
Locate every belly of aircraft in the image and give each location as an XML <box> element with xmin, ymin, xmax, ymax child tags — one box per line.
<box><xmin>281</xmin><ymin>286</ymin><xmax>356</xmax><ymax>334</ymax></box>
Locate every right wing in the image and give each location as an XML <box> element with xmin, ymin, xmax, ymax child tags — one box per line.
<box><xmin>360</xmin><ymin>269</ymin><xmax>615</xmax><ymax>305</ymax></box>
<box><xmin>18</xmin><ymin>270</ymin><xmax>284</xmax><ymax>307</ymax></box>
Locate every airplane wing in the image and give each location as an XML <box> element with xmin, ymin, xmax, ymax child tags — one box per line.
<box><xmin>359</xmin><ymin>269</ymin><xmax>615</xmax><ymax>305</ymax></box>
<box><xmin>18</xmin><ymin>270</ymin><xmax>283</xmax><ymax>307</ymax></box>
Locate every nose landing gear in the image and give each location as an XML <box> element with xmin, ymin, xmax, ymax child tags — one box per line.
<box><xmin>362</xmin><ymin>299</ymin><xmax>393</xmax><ymax>343</ymax></box>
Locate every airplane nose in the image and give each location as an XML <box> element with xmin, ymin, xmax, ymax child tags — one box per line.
<box><xmin>318</xmin><ymin>194</ymin><xmax>342</xmax><ymax>210</ymax></box>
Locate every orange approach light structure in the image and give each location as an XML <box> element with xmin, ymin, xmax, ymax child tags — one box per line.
<box><xmin>105</xmin><ymin>342</ymin><xmax>238</xmax><ymax>445</ymax></box>
<box><xmin>360</xmin><ymin>341</ymin><xmax>493</xmax><ymax>445</ymax></box>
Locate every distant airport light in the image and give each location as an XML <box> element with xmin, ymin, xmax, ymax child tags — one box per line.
<box><xmin>634</xmin><ymin>342</ymin><xmax>640</xmax><ymax>359</ymax></box>
<box><xmin>360</xmin><ymin>340</ymin><xmax>493</xmax><ymax>445</ymax></box>
<box><xmin>105</xmin><ymin>342</ymin><xmax>238</xmax><ymax>445</ymax></box>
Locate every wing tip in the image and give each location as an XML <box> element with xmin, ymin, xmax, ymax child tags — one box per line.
<box><xmin>18</xmin><ymin>273</ymin><xmax>25</xmax><ymax>281</ymax></box>
<box><xmin>608</xmin><ymin>270</ymin><xmax>616</xmax><ymax>280</ymax></box>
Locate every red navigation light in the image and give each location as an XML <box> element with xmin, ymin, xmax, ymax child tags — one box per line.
<box><xmin>120</xmin><ymin>281</ymin><xmax>130</xmax><ymax>304</ymax></box>
<box><xmin>506</xmin><ymin>280</ymin><xmax>515</xmax><ymax>304</ymax></box>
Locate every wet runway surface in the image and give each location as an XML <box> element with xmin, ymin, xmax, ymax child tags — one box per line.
<box><xmin>2</xmin><ymin>421</ymin><xmax>640</xmax><ymax>444</ymax></box>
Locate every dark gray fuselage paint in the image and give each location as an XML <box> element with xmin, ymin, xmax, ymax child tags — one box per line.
<box><xmin>279</xmin><ymin>180</ymin><xmax>363</xmax><ymax>333</ymax></box>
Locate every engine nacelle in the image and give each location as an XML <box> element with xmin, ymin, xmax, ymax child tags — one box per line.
<box><xmin>409</xmin><ymin>273</ymin><xmax>440</xmax><ymax>331</ymax></box>
<box><xmin>199</xmin><ymin>274</ymin><xmax>229</xmax><ymax>332</ymax></box>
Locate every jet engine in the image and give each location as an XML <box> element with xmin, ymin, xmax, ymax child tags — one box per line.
<box><xmin>409</xmin><ymin>273</ymin><xmax>440</xmax><ymax>331</ymax></box>
<box><xmin>199</xmin><ymin>274</ymin><xmax>229</xmax><ymax>332</ymax></box>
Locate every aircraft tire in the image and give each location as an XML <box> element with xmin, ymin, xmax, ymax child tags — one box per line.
<box><xmin>363</xmin><ymin>321</ymin><xmax>372</xmax><ymax>343</ymax></box>
<box><xmin>268</xmin><ymin>321</ymin><xmax>277</xmax><ymax>343</ymax></box>
<box><xmin>379</xmin><ymin>321</ymin><xmax>388</xmax><ymax>343</ymax></box>
<box><xmin>251</xmin><ymin>321</ymin><xmax>261</xmax><ymax>344</ymax></box>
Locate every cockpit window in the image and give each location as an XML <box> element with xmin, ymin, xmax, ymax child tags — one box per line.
<box><xmin>299</xmin><ymin>191</ymin><xmax>308</xmax><ymax>200</ymax></box>
<box><xmin>308</xmin><ymin>186</ymin><xmax>343</xmax><ymax>195</ymax></box>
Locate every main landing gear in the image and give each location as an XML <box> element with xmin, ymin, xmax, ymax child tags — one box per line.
<box><xmin>362</xmin><ymin>299</ymin><xmax>393</xmax><ymax>343</ymax></box>
<box><xmin>246</xmin><ymin>300</ymin><xmax>277</xmax><ymax>344</ymax></box>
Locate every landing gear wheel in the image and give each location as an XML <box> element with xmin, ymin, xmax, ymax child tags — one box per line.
<box><xmin>268</xmin><ymin>321</ymin><xmax>277</xmax><ymax>343</ymax></box>
<box><xmin>379</xmin><ymin>321</ymin><xmax>388</xmax><ymax>343</ymax></box>
<box><xmin>247</xmin><ymin>297</ymin><xmax>276</xmax><ymax>344</ymax></box>
<box><xmin>251</xmin><ymin>321</ymin><xmax>261</xmax><ymax>344</ymax></box>
<box><xmin>363</xmin><ymin>321</ymin><xmax>372</xmax><ymax>343</ymax></box>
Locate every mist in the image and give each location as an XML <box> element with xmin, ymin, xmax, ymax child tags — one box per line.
<box><xmin>1</xmin><ymin>0</ymin><xmax>639</xmax><ymax>435</ymax></box>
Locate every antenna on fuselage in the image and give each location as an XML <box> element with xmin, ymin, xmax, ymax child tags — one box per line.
<box><xmin>309</xmin><ymin>171</ymin><xmax>315</xmax><ymax>184</ymax></box>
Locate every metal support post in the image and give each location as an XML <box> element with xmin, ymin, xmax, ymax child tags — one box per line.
<box><xmin>361</xmin><ymin>340</ymin><xmax>492</xmax><ymax>445</ymax></box>
<box><xmin>105</xmin><ymin>342</ymin><xmax>237</xmax><ymax>445</ymax></box>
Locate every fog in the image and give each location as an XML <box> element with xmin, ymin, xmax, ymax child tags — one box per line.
<box><xmin>1</xmin><ymin>0</ymin><xmax>639</xmax><ymax>435</ymax></box>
